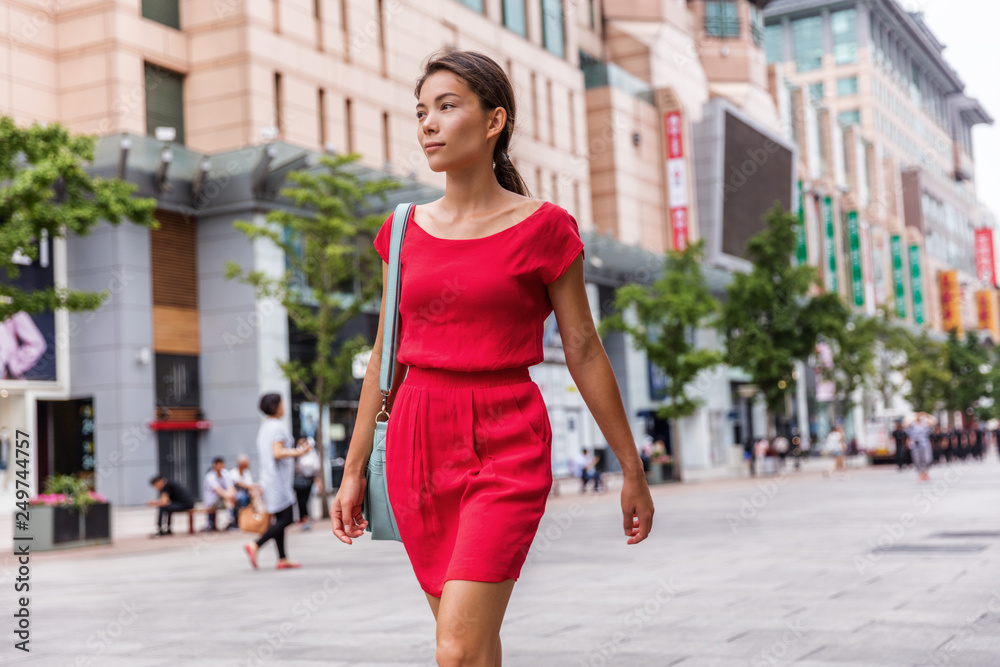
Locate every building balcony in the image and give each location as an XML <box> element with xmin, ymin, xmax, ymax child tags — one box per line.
<box><xmin>583</xmin><ymin>61</ymin><xmax>654</xmax><ymax>105</ymax></box>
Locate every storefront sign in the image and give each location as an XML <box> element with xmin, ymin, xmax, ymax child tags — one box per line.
<box><xmin>974</xmin><ymin>228</ymin><xmax>996</xmax><ymax>286</ymax></box>
<box><xmin>909</xmin><ymin>244</ymin><xmax>924</xmax><ymax>325</ymax></box>
<box><xmin>939</xmin><ymin>270</ymin><xmax>961</xmax><ymax>333</ymax></box>
<box><xmin>975</xmin><ymin>290</ymin><xmax>998</xmax><ymax>340</ymax></box>
<box><xmin>796</xmin><ymin>181</ymin><xmax>807</xmax><ymax>265</ymax></box>
<box><xmin>847</xmin><ymin>211</ymin><xmax>863</xmax><ymax>307</ymax></box>
<box><xmin>890</xmin><ymin>235</ymin><xmax>906</xmax><ymax>319</ymax></box>
<box><xmin>665</xmin><ymin>111</ymin><xmax>689</xmax><ymax>251</ymax></box>
<box><xmin>823</xmin><ymin>196</ymin><xmax>837</xmax><ymax>294</ymax></box>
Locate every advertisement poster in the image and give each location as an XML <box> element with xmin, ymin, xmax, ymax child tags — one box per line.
<box><xmin>0</xmin><ymin>233</ymin><xmax>56</xmax><ymax>382</ymax></box>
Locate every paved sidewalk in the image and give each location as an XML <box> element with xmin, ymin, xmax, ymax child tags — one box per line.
<box><xmin>4</xmin><ymin>457</ymin><xmax>1000</xmax><ymax>666</ymax></box>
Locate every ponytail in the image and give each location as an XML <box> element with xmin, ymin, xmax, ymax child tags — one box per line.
<box><xmin>493</xmin><ymin>149</ymin><xmax>530</xmax><ymax>197</ymax></box>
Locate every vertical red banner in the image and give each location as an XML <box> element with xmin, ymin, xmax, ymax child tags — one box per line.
<box><xmin>974</xmin><ymin>228</ymin><xmax>996</xmax><ymax>286</ymax></box>
<box><xmin>664</xmin><ymin>111</ymin><xmax>689</xmax><ymax>251</ymax></box>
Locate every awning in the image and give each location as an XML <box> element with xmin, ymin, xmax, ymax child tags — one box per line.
<box><xmin>148</xmin><ymin>420</ymin><xmax>212</xmax><ymax>431</ymax></box>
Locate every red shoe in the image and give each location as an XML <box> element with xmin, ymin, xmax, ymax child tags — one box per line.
<box><xmin>276</xmin><ymin>560</ymin><xmax>301</xmax><ymax>570</ymax></box>
<box><xmin>244</xmin><ymin>542</ymin><xmax>258</xmax><ymax>570</ymax></box>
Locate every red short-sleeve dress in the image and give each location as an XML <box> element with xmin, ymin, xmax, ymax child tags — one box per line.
<box><xmin>372</xmin><ymin>200</ymin><xmax>585</xmax><ymax>597</ymax></box>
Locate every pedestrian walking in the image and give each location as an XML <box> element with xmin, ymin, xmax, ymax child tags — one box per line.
<box><xmin>293</xmin><ymin>436</ymin><xmax>320</xmax><ymax>530</ymax></box>
<box><xmin>244</xmin><ymin>393</ymin><xmax>313</xmax><ymax>570</ymax></box>
<box><xmin>891</xmin><ymin>421</ymin><xmax>910</xmax><ymax>471</ymax></box>
<box><xmin>823</xmin><ymin>426</ymin><xmax>846</xmax><ymax>475</ymax></box>
<box><xmin>906</xmin><ymin>413</ymin><xmax>934</xmax><ymax>482</ymax></box>
<box><xmin>328</xmin><ymin>50</ymin><xmax>654</xmax><ymax>666</ymax></box>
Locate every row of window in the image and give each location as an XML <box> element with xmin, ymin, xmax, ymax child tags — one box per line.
<box><xmin>704</xmin><ymin>1</ymin><xmax>764</xmax><ymax>46</ymax></box>
<box><xmin>765</xmin><ymin>9</ymin><xmax>858</xmax><ymax>70</ymax></box>
<box><xmin>143</xmin><ymin>0</ymin><xmax>568</xmax><ymax>61</ymax></box>
<box><xmin>922</xmin><ymin>191</ymin><xmax>975</xmax><ymax>276</ymax></box>
<box><xmin>807</xmin><ymin>76</ymin><xmax>858</xmax><ymax>102</ymax></box>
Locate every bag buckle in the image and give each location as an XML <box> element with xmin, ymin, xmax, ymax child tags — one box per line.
<box><xmin>375</xmin><ymin>390</ymin><xmax>390</xmax><ymax>422</ymax></box>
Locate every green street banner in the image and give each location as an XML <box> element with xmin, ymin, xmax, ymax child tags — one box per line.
<box><xmin>909</xmin><ymin>243</ymin><xmax>924</xmax><ymax>325</ymax></box>
<box><xmin>891</xmin><ymin>235</ymin><xmax>906</xmax><ymax>319</ymax></box>
<box><xmin>847</xmin><ymin>211</ymin><xmax>863</xmax><ymax>307</ymax></box>
<box><xmin>823</xmin><ymin>196</ymin><xmax>837</xmax><ymax>294</ymax></box>
<box><xmin>796</xmin><ymin>181</ymin><xmax>807</xmax><ymax>265</ymax></box>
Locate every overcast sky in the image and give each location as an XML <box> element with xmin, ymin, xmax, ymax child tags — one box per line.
<box><xmin>915</xmin><ymin>0</ymin><xmax>1000</xmax><ymax>221</ymax></box>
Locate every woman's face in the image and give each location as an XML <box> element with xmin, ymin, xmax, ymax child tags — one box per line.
<box><xmin>274</xmin><ymin>400</ymin><xmax>284</xmax><ymax>419</ymax></box>
<box><xmin>415</xmin><ymin>70</ymin><xmax>504</xmax><ymax>173</ymax></box>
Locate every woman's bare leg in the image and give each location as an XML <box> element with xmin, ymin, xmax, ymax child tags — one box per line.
<box><xmin>426</xmin><ymin>580</ymin><xmax>514</xmax><ymax>667</ymax></box>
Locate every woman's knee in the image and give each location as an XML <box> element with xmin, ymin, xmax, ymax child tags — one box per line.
<box><xmin>435</xmin><ymin>632</ymin><xmax>494</xmax><ymax>667</ymax></box>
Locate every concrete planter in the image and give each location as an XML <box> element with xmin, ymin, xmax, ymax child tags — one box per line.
<box><xmin>646</xmin><ymin>463</ymin><xmax>674</xmax><ymax>484</ymax></box>
<box><xmin>25</xmin><ymin>503</ymin><xmax>112</xmax><ymax>551</ymax></box>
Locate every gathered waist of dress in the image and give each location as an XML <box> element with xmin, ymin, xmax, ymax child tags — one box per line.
<box><xmin>402</xmin><ymin>366</ymin><xmax>532</xmax><ymax>389</ymax></box>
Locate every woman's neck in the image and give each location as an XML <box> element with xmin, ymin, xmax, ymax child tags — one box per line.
<box><xmin>441</xmin><ymin>159</ymin><xmax>510</xmax><ymax>219</ymax></box>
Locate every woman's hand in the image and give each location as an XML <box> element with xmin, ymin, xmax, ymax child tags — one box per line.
<box><xmin>330</xmin><ymin>472</ymin><xmax>368</xmax><ymax>544</ymax></box>
<box><xmin>621</xmin><ymin>469</ymin><xmax>654</xmax><ymax>545</ymax></box>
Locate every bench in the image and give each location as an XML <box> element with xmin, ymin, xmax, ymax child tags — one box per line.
<box><xmin>184</xmin><ymin>505</ymin><xmax>225</xmax><ymax>533</ymax></box>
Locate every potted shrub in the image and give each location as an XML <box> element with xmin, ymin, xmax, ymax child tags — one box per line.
<box><xmin>646</xmin><ymin>442</ymin><xmax>674</xmax><ymax>484</ymax></box>
<box><xmin>25</xmin><ymin>475</ymin><xmax>112</xmax><ymax>551</ymax></box>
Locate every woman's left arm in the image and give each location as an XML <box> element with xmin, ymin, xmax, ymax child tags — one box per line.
<box><xmin>548</xmin><ymin>255</ymin><xmax>654</xmax><ymax>544</ymax></box>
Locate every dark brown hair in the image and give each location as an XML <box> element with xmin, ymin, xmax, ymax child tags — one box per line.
<box><xmin>415</xmin><ymin>50</ymin><xmax>530</xmax><ymax>197</ymax></box>
<box><xmin>259</xmin><ymin>393</ymin><xmax>282</xmax><ymax>417</ymax></box>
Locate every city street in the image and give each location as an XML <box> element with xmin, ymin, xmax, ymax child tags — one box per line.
<box><xmin>5</xmin><ymin>457</ymin><xmax>1000</xmax><ymax>666</ymax></box>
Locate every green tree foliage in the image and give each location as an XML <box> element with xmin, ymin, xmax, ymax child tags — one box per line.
<box><xmin>598</xmin><ymin>240</ymin><xmax>723</xmax><ymax>481</ymax></box>
<box><xmin>599</xmin><ymin>240</ymin><xmax>723</xmax><ymax>421</ymax></box>
<box><xmin>871</xmin><ymin>314</ymin><xmax>915</xmax><ymax>410</ymax></box>
<box><xmin>904</xmin><ymin>332</ymin><xmax>951</xmax><ymax>414</ymax></box>
<box><xmin>226</xmin><ymin>153</ymin><xmax>397</xmax><ymax>515</ymax></box>
<box><xmin>944</xmin><ymin>329</ymin><xmax>989</xmax><ymax>420</ymax></box>
<box><xmin>825</xmin><ymin>312</ymin><xmax>880</xmax><ymax>417</ymax></box>
<box><xmin>0</xmin><ymin>117</ymin><xmax>156</xmax><ymax>318</ymax></box>
<box><xmin>719</xmin><ymin>204</ymin><xmax>847</xmax><ymax>427</ymax></box>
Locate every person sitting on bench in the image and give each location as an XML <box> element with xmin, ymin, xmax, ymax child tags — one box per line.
<box><xmin>202</xmin><ymin>457</ymin><xmax>236</xmax><ymax>531</ymax></box>
<box><xmin>147</xmin><ymin>475</ymin><xmax>194</xmax><ymax>537</ymax></box>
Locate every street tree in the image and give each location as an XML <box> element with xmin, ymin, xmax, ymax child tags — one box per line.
<box><xmin>598</xmin><ymin>240</ymin><xmax>724</xmax><ymax>481</ymax></box>
<box><xmin>226</xmin><ymin>153</ymin><xmax>397</xmax><ymax>517</ymax></box>
<box><xmin>0</xmin><ymin>117</ymin><xmax>156</xmax><ymax>318</ymax></box>
<box><xmin>825</xmin><ymin>312</ymin><xmax>880</xmax><ymax>420</ymax></box>
<box><xmin>944</xmin><ymin>329</ymin><xmax>989</xmax><ymax>423</ymax></box>
<box><xmin>719</xmin><ymin>204</ymin><xmax>848</xmax><ymax>435</ymax></box>
<box><xmin>903</xmin><ymin>332</ymin><xmax>951</xmax><ymax>414</ymax></box>
<box><xmin>871</xmin><ymin>315</ymin><xmax>915</xmax><ymax>412</ymax></box>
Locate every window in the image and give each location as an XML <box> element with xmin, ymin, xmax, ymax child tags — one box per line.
<box><xmin>765</xmin><ymin>24</ymin><xmax>784</xmax><ymax>63</ymax></box>
<box><xmin>145</xmin><ymin>63</ymin><xmax>185</xmax><ymax>144</ymax></box>
<box><xmin>318</xmin><ymin>88</ymin><xmax>327</xmax><ymax>146</ymax></box>
<box><xmin>314</xmin><ymin>0</ymin><xmax>323</xmax><ymax>50</ymax></box>
<box><xmin>911</xmin><ymin>63</ymin><xmax>922</xmax><ymax>105</ymax></box>
<box><xmin>503</xmin><ymin>0</ymin><xmax>527</xmax><ymax>37</ymax></box>
<box><xmin>837</xmin><ymin>76</ymin><xmax>858</xmax><ymax>96</ymax></box>
<box><xmin>749</xmin><ymin>4</ymin><xmax>764</xmax><ymax>46</ymax></box>
<box><xmin>838</xmin><ymin>109</ymin><xmax>860</xmax><ymax>127</ymax></box>
<box><xmin>832</xmin><ymin>9</ymin><xmax>857</xmax><ymax>65</ymax></box>
<box><xmin>542</xmin><ymin>0</ymin><xmax>565</xmax><ymax>57</ymax></box>
<box><xmin>705</xmin><ymin>1</ymin><xmax>739</xmax><ymax>38</ymax></box>
<box><xmin>382</xmin><ymin>112</ymin><xmax>391</xmax><ymax>165</ymax></box>
<box><xmin>792</xmin><ymin>16</ymin><xmax>823</xmax><ymax>71</ymax></box>
<box><xmin>274</xmin><ymin>72</ymin><xmax>284</xmax><ymax>138</ymax></box>
<box><xmin>142</xmin><ymin>0</ymin><xmax>180</xmax><ymax>29</ymax></box>
<box><xmin>809</xmin><ymin>82</ymin><xmax>824</xmax><ymax>102</ymax></box>
<box><xmin>457</xmin><ymin>0</ymin><xmax>484</xmax><ymax>11</ymax></box>
<box><xmin>345</xmin><ymin>98</ymin><xmax>354</xmax><ymax>153</ymax></box>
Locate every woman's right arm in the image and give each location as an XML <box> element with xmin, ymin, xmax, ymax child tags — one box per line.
<box><xmin>332</xmin><ymin>258</ymin><xmax>406</xmax><ymax>542</ymax></box>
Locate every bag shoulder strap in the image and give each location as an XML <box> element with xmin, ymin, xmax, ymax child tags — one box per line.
<box><xmin>379</xmin><ymin>202</ymin><xmax>413</xmax><ymax>396</ymax></box>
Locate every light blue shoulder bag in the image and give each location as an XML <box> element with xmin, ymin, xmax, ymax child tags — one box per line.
<box><xmin>362</xmin><ymin>202</ymin><xmax>412</xmax><ymax>542</ymax></box>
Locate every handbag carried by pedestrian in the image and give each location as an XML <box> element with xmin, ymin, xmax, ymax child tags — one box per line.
<box><xmin>238</xmin><ymin>495</ymin><xmax>270</xmax><ymax>534</ymax></box>
<box><xmin>361</xmin><ymin>202</ymin><xmax>410</xmax><ymax>542</ymax></box>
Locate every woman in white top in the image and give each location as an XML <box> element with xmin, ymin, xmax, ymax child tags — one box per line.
<box><xmin>244</xmin><ymin>393</ymin><xmax>312</xmax><ymax>570</ymax></box>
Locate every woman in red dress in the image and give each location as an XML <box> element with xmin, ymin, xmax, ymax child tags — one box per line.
<box><xmin>331</xmin><ymin>50</ymin><xmax>655</xmax><ymax>666</ymax></box>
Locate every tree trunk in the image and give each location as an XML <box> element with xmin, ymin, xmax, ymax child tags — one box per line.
<box><xmin>670</xmin><ymin>418</ymin><xmax>683</xmax><ymax>482</ymax></box>
<box><xmin>314</xmin><ymin>418</ymin><xmax>331</xmax><ymax>520</ymax></box>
